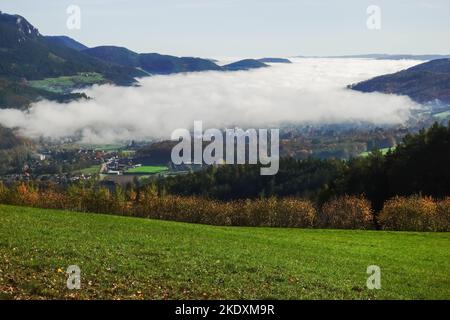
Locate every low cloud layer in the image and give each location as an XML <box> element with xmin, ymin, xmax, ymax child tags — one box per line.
<box><xmin>0</xmin><ymin>58</ymin><xmax>422</xmax><ymax>143</ymax></box>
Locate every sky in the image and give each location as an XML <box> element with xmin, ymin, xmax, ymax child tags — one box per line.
<box><xmin>1</xmin><ymin>0</ymin><xmax>449</xmax><ymax>57</ymax></box>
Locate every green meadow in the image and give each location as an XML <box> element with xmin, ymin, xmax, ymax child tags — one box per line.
<box><xmin>0</xmin><ymin>205</ymin><xmax>449</xmax><ymax>300</ymax></box>
<box><xmin>28</xmin><ymin>73</ymin><xmax>105</xmax><ymax>94</ymax></box>
<box><xmin>433</xmin><ymin>110</ymin><xmax>450</xmax><ymax>120</ymax></box>
<box><xmin>73</xmin><ymin>165</ymin><xmax>101</xmax><ymax>175</ymax></box>
<box><xmin>359</xmin><ymin>147</ymin><xmax>395</xmax><ymax>157</ymax></box>
<box><xmin>126</xmin><ymin>166</ymin><xmax>169</xmax><ymax>174</ymax></box>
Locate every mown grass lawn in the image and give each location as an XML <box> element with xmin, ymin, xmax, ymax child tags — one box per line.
<box><xmin>73</xmin><ymin>165</ymin><xmax>101</xmax><ymax>175</ymax></box>
<box><xmin>360</xmin><ymin>147</ymin><xmax>395</xmax><ymax>157</ymax></box>
<box><xmin>126</xmin><ymin>166</ymin><xmax>169</xmax><ymax>174</ymax></box>
<box><xmin>0</xmin><ymin>205</ymin><xmax>448</xmax><ymax>300</ymax></box>
<box><xmin>28</xmin><ymin>73</ymin><xmax>105</xmax><ymax>94</ymax></box>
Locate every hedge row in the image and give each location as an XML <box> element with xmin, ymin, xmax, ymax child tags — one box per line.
<box><xmin>0</xmin><ymin>183</ymin><xmax>448</xmax><ymax>231</ymax></box>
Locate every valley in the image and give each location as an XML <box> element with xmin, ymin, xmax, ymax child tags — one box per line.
<box><xmin>0</xmin><ymin>2</ymin><xmax>449</xmax><ymax>304</ymax></box>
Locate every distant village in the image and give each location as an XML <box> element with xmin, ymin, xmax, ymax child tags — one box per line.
<box><xmin>0</xmin><ymin>145</ymin><xmax>178</xmax><ymax>187</ymax></box>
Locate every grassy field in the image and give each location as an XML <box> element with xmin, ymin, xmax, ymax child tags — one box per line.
<box><xmin>90</xmin><ymin>144</ymin><xmax>126</xmax><ymax>152</ymax></box>
<box><xmin>0</xmin><ymin>205</ymin><xmax>449</xmax><ymax>300</ymax></box>
<box><xmin>433</xmin><ymin>110</ymin><xmax>450</xmax><ymax>120</ymax></box>
<box><xmin>73</xmin><ymin>165</ymin><xmax>101</xmax><ymax>175</ymax></box>
<box><xmin>360</xmin><ymin>147</ymin><xmax>395</xmax><ymax>157</ymax></box>
<box><xmin>28</xmin><ymin>73</ymin><xmax>105</xmax><ymax>94</ymax></box>
<box><xmin>126</xmin><ymin>166</ymin><xmax>169</xmax><ymax>174</ymax></box>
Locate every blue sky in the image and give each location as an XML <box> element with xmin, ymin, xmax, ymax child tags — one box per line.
<box><xmin>1</xmin><ymin>0</ymin><xmax>449</xmax><ymax>57</ymax></box>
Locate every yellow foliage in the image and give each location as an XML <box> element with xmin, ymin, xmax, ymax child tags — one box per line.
<box><xmin>0</xmin><ymin>182</ymin><xmax>447</xmax><ymax>231</ymax></box>
<box><xmin>379</xmin><ymin>196</ymin><xmax>439</xmax><ymax>231</ymax></box>
<box><xmin>320</xmin><ymin>195</ymin><xmax>374</xmax><ymax>229</ymax></box>
<box><xmin>436</xmin><ymin>197</ymin><xmax>450</xmax><ymax>232</ymax></box>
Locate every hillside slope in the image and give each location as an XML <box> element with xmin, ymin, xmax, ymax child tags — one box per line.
<box><xmin>0</xmin><ymin>78</ymin><xmax>87</xmax><ymax>109</ymax></box>
<box><xmin>45</xmin><ymin>36</ymin><xmax>88</xmax><ymax>51</ymax></box>
<box><xmin>0</xmin><ymin>12</ymin><xmax>144</xmax><ymax>84</ymax></box>
<box><xmin>0</xmin><ymin>12</ymin><xmax>148</xmax><ymax>109</ymax></box>
<box><xmin>222</xmin><ymin>59</ymin><xmax>269</xmax><ymax>71</ymax></box>
<box><xmin>82</xmin><ymin>47</ymin><xmax>272</xmax><ymax>74</ymax></box>
<box><xmin>258</xmin><ymin>58</ymin><xmax>292</xmax><ymax>64</ymax></box>
<box><xmin>0</xmin><ymin>12</ymin><xmax>271</xmax><ymax>109</ymax></box>
<box><xmin>83</xmin><ymin>46</ymin><xmax>224</xmax><ymax>74</ymax></box>
<box><xmin>350</xmin><ymin>59</ymin><xmax>450</xmax><ymax>104</ymax></box>
<box><xmin>0</xmin><ymin>205</ymin><xmax>448</xmax><ymax>300</ymax></box>
<box><xmin>0</xmin><ymin>126</ymin><xmax>33</xmax><ymax>174</ymax></box>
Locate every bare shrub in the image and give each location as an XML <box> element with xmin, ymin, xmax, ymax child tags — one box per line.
<box><xmin>1</xmin><ymin>182</ymin><xmax>447</xmax><ymax>231</ymax></box>
<box><xmin>0</xmin><ymin>182</ymin><xmax>6</xmax><ymax>203</ymax></box>
<box><xmin>379</xmin><ymin>196</ymin><xmax>439</xmax><ymax>231</ymax></box>
<box><xmin>436</xmin><ymin>197</ymin><xmax>450</xmax><ymax>232</ymax></box>
<box><xmin>135</xmin><ymin>194</ymin><xmax>316</xmax><ymax>228</ymax></box>
<box><xmin>319</xmin><ymin>195</ymin><xmax>374</xmax><ymax>229</ymax></box>
<box><xmin>271</xmin><ymin>198</ymin><xmax>316</xmax><ymax>228</ymax></box>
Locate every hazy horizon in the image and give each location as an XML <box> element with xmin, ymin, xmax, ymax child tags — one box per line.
<box><xmin>1</xmin><ymin>0</ymin><xmax>450</xmax><ymax>57</ymax></box>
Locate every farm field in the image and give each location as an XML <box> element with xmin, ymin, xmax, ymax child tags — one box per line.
<box><xmin>73</xmin><ymin>165</ymin><xmax>101</xmax><ymax>175</ymax></box>
<box><xmin>0</xmin><ymin>205</ymin><xmax>449</xmax><ymax>300</ymax></box>
<box><xmin>433</xmin><ymin>110</ymin><xmax>450</xmax><ymax>120</ymax></box>
<box><xmin>28</xmin><ymin>73</ymin><xmax>105</xmax><ymax>94</ymax></box>
<box><xmin>126</xmin><ymin>166</ymin><xmax>169</xmax><ymax>174</ymax></box>
<box><xmin>360</xmin><ymin>147</ymin><xmax>395</xmax><ymax>157</ymax></box>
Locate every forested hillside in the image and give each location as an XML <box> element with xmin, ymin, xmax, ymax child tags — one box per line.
<box><xmin>350</xmin><ymin>59</ymin><xmax>450</xmax><ymax>104</ymax></box>
<box><xmin>158</xmin><ymin>122</ymin><xmax>450</xmax><ymax>211</ymax></box>
<box><xmin>0</xmin><ymin>125</ymin><xmax>32</xmax><ymax>174</ymax></box>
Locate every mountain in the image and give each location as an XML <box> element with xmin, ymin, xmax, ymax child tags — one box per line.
<box><xmin>0</xmin><ymin>12</ymin><xmax>149</xmax><ymax>108</ymax></box>
<box><xmin>83</xmin><ymin>46</ymin><xmax>140</xmax><ymax>67</ymax></box>
<box><xmin>222</xmin><ymin>59</ymin><xmax>268</xmax><ymax>71</ymax></box>
<box><xmin>349</xmin><ymin>59</ymin><xmax>450</xmax><ymax>104</ymax></box>
<box><xmin>137</xmin><ymin>53</ymin><xmax>222</xmax><ymax>74</ymax></box>
<box><xmin>0</xmin><ymin>11</ymin><xmax>271</xmax><ymax>110</ymax></box>
<box><xmin>0</xmin><ymin>12</ymin><xmax>41</xmax><ymax>44</ymax></box>
<box><xmin>0</xmin><ymin>12</ymin><xmax>145</xmax><ymax>84</ymax></box>
<box><xmin>258</xmin><ymin>58</ymin><xmax>292</xmax><ymax>64</ymax></box>
<box><xmin>325</xmin><ymin>54</ymin><xmax>450</xmax><ymax>61</ymax></box>
<box><xmin>375</xmin><ymin>54</ymin><xmax>450</xmax><ymax>61</ymax></box>
<box><xmin>83</xmin><ymin>47</ymin><xmax>274</xmax><ymax>74</ymax></box>
<box><xmin>45</xmin><ymin>35</ymin><xmax>88</xmax><ymax>51</ymax></box>
<box><xmin>83</xmin><ymin>46</ymin><xmax>223</xmax><ymax>74</ymax></box>
<box><xmin>406</xmin><ymin>58</ymin><xmax>450</xmax><ymax>74</ymax></box>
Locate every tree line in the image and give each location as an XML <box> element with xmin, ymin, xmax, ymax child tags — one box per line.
<box><xmin>156</xmin><ymin>122</ymin><xmax>450</xmax><ymax>212</ymax></box>
<box><xmin>0</xmin><ymin>122</ymin><xmax>448</xmax><ymax>231</ymax></box>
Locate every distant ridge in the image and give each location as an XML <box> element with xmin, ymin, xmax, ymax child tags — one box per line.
<box><xmin>349</xmin><ymin>59</ymin><xmax>450</xmax><ymax>104</ymax></box>
<box><xmin>45</xmin><ymin>36</ymin><xmax>88</xmax><ymax>51</ymax></box>
<box><xmin>83</xmin><ymin>46</ymin><xmax>223</xmax><ymax>74</ymax></box>
<box><xmin>323</xmin><ymin>54</ymin><xmax>450</xmax><ymax>61</ymax></box>
<box><xmin>258</xmin><ymin>58</ymin><xmax>292</xmax><ymax>64</ymax></box>
<box><xmin>0</xmin><ymin>12</ymin><xmax>145</xmax><ymax>84</ymax></box>
<box><xmin>83</xmin><ymin>47</ymin><xmax>270</xmax><ymax>74</ymax></box>
<box><xmin>0</xmin><ymin>11</ymin><xmax>271</xmax><ymax>109</ymax></box>
<box><xmin>222</xmin><ymin>59</ymin><xmax>268</xmax><ymax>71</ymax></box>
